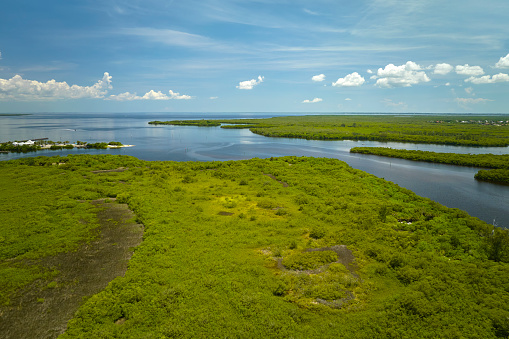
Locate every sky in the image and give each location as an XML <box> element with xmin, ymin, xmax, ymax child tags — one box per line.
<box><xmin>1</xmin><ymin>0</ymin><xmax>509</xmax><ymax>114</ymax></box>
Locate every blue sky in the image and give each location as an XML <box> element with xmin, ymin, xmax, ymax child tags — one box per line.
<box><xmin>1</xmin><ymin>0</ymin><xmax>509</xmax><ymax>113</ymax></box>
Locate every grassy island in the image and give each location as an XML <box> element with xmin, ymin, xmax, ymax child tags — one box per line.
<box><xmin>1</xmin><ymin>154</ymin><xmax>509</xmax><ymax>338</ymax></box>
<box><xmin>150</xmin><ymin>115</ymin><xmax>509</xmax><ymax>147</ymax></box>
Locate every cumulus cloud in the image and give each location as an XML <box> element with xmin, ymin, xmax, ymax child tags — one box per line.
<box><xmin>210</xmin><ymin>96</ymin><xmax>218</xmax><ymax>100</ymax></box>
<box><xmin>455</xmin><ymin>64</ymin><xmax>484</xmax><ymax>76</ymax></box>
<box><xmin>236</xmin><ymin>76</ymin><xmax>264</xmax><ymax>90</ymax></box>
<box><xmin>495</xmin><ymin>53</ymin><xmax>509</xmax><ymax>69</ymax></box>
<box><xmin>108</xmin><ymin>89</ymin><xmax>192</xmax><ymax>101</ymax></box>
<box><xmin>0</xmin><ymin>73</ymin><xmax>112</xmax><ymax>101</ymax></box>
<box><xmin>465</xmin><ymin>73</ymin><xmax>509</xmax><ymax>84</ymax></box>
<box><xmin>302</xmin><ymin>97</ymin><xmax>322</xmax><ymax>103</ymax></box>
<box><xmin>345</xmin><ymin>98</ymin><xmax>352</xmax><ymax>101</ymax></box>
<box><xmin>374</xmin><ymin>61</ymin><xmax>430</xmax><ymax>88</ymax></box>
<box><xmin>434</xmin><ymin>63</ymin><xmax>453</xmax><ymax>75</ymax></box>
<box><xmin>169</xmin><ymin>90</ymin><xmax>191</xmax><ymax>99</ymax></box>
<box><xmin>332</xmin><ymin>72</ymin><xmax>365</xmax><ymax>87</ymax></box>
<box><xmin>312</xmin><ymin>74</ymin><xmax>325</xmax><ymax>82</ymax></box>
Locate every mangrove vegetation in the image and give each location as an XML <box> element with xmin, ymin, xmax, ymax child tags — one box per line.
<box><xmin>350</xmin><ymin>147</ymin><xmax>509</xmax><ymax>185</ymax></box>
<box><xmin>149</xmin><ymin>115</ymin><xmax>509</xmax><ymax>147</ymax></box>
<box><xmin>1</xmin><ymin>154</ymin><xmax>509</xmax><ymax>338</ymax></box>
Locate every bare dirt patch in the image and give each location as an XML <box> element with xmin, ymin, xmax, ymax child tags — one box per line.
<box><xmin>0</xmin><ymin>200</ymin><xmax>143</xmax><ymax>339</ymax></box>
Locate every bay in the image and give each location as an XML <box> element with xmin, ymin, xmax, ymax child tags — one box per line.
<box><xmin>1</xmin><ymin>112</ymin><xmax>508</xmax><ymax>227</ymax></box>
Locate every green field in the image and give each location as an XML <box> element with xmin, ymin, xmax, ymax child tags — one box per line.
<box><xmin>2</xmin><ymin>154</ymin><xmax>509</xmax><ymax>338</ymax></box>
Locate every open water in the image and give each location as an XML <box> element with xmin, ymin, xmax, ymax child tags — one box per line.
<box><xmin>1</xmin><ymin>112</ymin><xmax>508</xmax><ymax>227</ymax></box>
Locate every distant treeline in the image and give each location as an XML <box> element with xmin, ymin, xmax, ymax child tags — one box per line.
<box><xmin>350</xmin><ymin>147</ymin><xmax>509</xmax><ymax>185</ymax></box>
<box><xmin>149</xmin><ymin>120</ymin><xmax>221</xmax><ymax>127</ymax></box>
<box><xmin>149</xmin><ymin>115</ymin><xmax>509</xmax><ymax>147</ymax></box>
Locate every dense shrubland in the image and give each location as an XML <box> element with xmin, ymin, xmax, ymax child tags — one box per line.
<box><xmin>1</xmin><ymin>154</ymin><xmax>509</xmax><ymax>338</ymax></box>
<box><xmin>475</xmin><ymin>169</ymin><xmax>509</xmax><ymax>184</ymax></box>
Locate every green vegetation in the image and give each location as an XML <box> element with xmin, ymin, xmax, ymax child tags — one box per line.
<box><xmin>0</xmin><ymin>143</ymin><xmax>40</xmax><ymax>153</ymax></box>
<box><xmin>475</xmin><ymin>169</ymin><xmax>509</xmax><ymax>185</ymax></box>
<box><xmin>350</xmin><ymin>147</ymin><xmax>509</xmax><ymax>169</ymax></box>
<box><xmin>85</xmin><ymin>142</ymin><xmax>109</xmax><ymax>149</ymax></box>
<box><xmin>149</xmin><ymin>120</ymin><xmax>222</xmax><ymax>127</ymax></box>
<box><xmin>282</xmin><ymin>250</ymin><xmax>338</xmax><ymax>270</ymax></box>
<box><xmin>108</xmin><ymin>141</ymin><xmax>123</xmax><ymax>146</ymax></box>
<box><xmin>2</xmin><ymin>154</ymin><xmax>509</xmax><ymax>337</ymax></box>
<box><xmin>350</xmin><ymin>147</ymin><xmax>509</xmax><ymax>184</ymax></box>
<box><xmin>150</xmin><ymin>115</ymin><xmax>509</xmax><ymax>147</ymax></box>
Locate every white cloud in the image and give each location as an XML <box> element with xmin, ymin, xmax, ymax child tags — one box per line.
<box><xmin>495</xmin><ymin>53</ymin><xmax>509</xmax><ymax>69</ymax></box>
<box><xmin>465</xmin><ymin>73</ymin><xmax>509</xmax><ymax>84</ymax></box>
<box><xmin>332</xmin><ymin>72</ymin><xmax>365</xmax><ymax>87</ymax></box>
<box><xmin>455</xmin><ymin>97</ymin><xmax>492</xmax><ymax>104</ymax></box>
<box><xmin>367</xmin><ymin>69</ymin><xmax>373</xmax><ymax>74</ymax></box>
<box><xmin>210</xmin><ymin>96</ymin><xmax>218</xmax><ymax>100</ymax></box>
<box><xmin>374</xmin><ymin>61</ymin><xmax>430</xmax><ymax>88</ymax></box>
<box><xmin>434</xmin><ymin>63</ymin><xmax>453</xmax><ymax>75</ymax></box>
<box><xmin>108</xmin><ymin>89</ymin><xmax>192</xmax><ymax>101</ymax></box>
<box><xmin>168</xmin><ymin>89</ymin><xmax>192</xmax><ymax>99</ymax></box>
<box><xmin>445</xmin><ymin>82</ymin><xmax>451</xmax><ymax>86</ymax></box>
<box><xmin>302</xmin><ymin>97</ymin><xmax>323</xmax><ymax>103</ymax></box>
<box><xmin>236</xmin><ymin>75</ymin><xmax>264</xmax><ymax>90</ymax></box>
<box><xmin>455</xmin><ymin>64</ymin><xmax>484</xmax><ymax>76</ymax></box>
<box><xmin>143</xmin><ymin>90</ymin><xmax>172</xmax><ymax>100</ymax></box>
<box><xmin>108</xmin><ymin>92</ymin><xmax>140</xmax><ymax>101</ymax></box>
<box><xmin>465</xmin><ymin>87</ymin><xmax>474</xmax><ymax>95</ymax></box>
<box><xmin>345</xmin><ymin>98</ymin><xmax>352</xmax><ymax>101</ymax></box>
<box><xmin>312</xmin><ymin>74</ymin><xmax>325</xmax><ymax>82</ymax></box>
<box><xmin>0</xmin><ymin>72</ymin><xmax>112</xmax><ymax>101</ymax></box>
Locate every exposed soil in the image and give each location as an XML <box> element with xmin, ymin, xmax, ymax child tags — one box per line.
<box><xmin>306</xmin><ymin>245</ymin><xmax>357</xmax><ymax>272</ymax></box>
<box><xmin>0</xmin><ymin>199</ymin><xmax>143</xmax><ymax>339</ymax></box>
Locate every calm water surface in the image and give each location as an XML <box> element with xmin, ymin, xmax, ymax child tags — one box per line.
<box><xmin>2</xmin><ymin>112</ymin><xmax>508</xmax><ymax>227</ymax></box>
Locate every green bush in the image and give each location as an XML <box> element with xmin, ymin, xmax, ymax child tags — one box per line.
<box><xmin>282</xmin><ymin>251</ymin><xmax>338</xmax><ymax>270</ymax></box>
